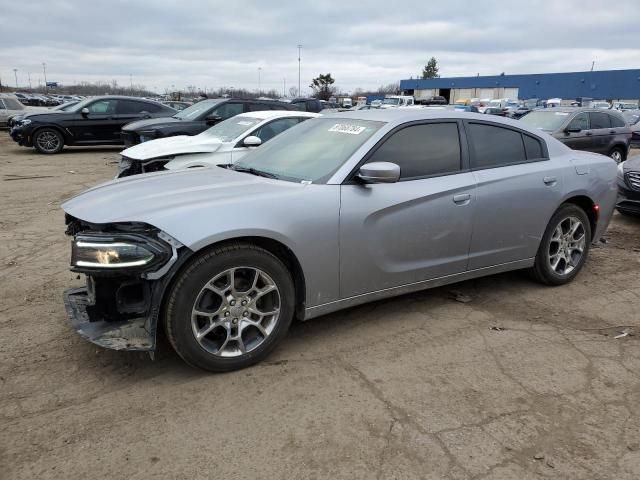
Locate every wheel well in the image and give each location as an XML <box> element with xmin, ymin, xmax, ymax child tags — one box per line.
<box><xmin>33</xmin><ymin>125</ymin><xmax>68</xmax><ymax>145</ymax></box>
<box><xmin>201</xmin><ymin>237</ymin><xmax>306</xmax><ymax>319</ymax></box>
<box><xmin>563</xmin><ymin>195</ymin><xmax>597</xmax><ymax>239</ymax></box>
<box><xmin>609</xmin><ymin>144</ymin><xmax>627</xmax><ymax>158</ymax></box>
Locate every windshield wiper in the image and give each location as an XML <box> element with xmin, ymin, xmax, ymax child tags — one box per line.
<box><xmin>231</xmin><ymin>166</ymin><xmax>280</xmax><ymax>179</ymax></box>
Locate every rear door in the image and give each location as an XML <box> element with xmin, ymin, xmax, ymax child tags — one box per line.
<box><xmin>465</xmin><ymin>121</ymin><xmax>563</xmax><ymax>269</ymax></box>
<box><xmin>588</xmin><ymin>111</ymin><xmax>612</xmax><ymax>154</ymax></box>
<box><xmin>339</xmin><ymin>121</ymin><xmax>477</xmax><ymax>297</ymax></box>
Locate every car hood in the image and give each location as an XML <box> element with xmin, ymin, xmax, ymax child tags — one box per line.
<box><xmin>122</xmin><ymin>116</ymin><xmax>181</xmax><ymax>131</ymax></box>
<box><xmin>62</xmin><ymin>167</ymin><xmax>307</xmax><ymax>245</ymax></box>
<box><xmin>121</xmin><ymin>135</ymin><xmax>223</xmax><ymax>161</ymax></box>
<box><xmin>623</xmin><ymin>156</ymin><xmax>640</xmax><ymax>172</ymax></box>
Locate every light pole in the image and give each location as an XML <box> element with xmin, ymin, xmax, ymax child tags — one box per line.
<box><xmin>297</xmin><ymin>44</ymin><xmax>302</xmax><ymax>96</ymax></box>
<box><xmin>130</xmin><ymin>73</ymin><xmax>133</xmax><ymax>90</ymax></box>
<box><xmin>13</xmin><ymin>68</ymin><xmax>18</xmax><ymax>88</ymax></box>
<box><xmin>258</xmin><ymin>67</ymin><xmax>262</xmax><ymax>92</ymax></box>
<box><xmin>28</xmin><ymin>72</ymin><xmax>32</xmax><ymax>89</ymax></box>
<box><xmin>283</xmin><ymin>78</ymin><xmax>286</xmax><ymax>97</ymax></box>
<box><xmin>42</xmin><ymin>62</ymin><xmax>47</xmax><ymax>92</ymax></box>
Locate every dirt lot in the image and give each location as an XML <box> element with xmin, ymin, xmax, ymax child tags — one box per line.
<box><xmin>1</xmin><ymin>133</ymin><xmax>640</xmax><ymax>480</ymax></box>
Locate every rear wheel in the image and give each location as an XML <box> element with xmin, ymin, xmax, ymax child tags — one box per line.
<box><xmin>33</xmin><ymin>128</ymin><xmax>64</xmax><ymax>154</ymax></box>
<box><xmin>530</xmin><ymin>204</ymin><xmax>591</xmax><ymax>285</ymax></box>
<box><xmin>609</xmin><ymin>146</ymin><xmax>625</xmax><ymax>164</ymax></box>
<box><xmin>164</xmin><ymin>243</ymin><xmax>295</xmax><ymax>372</ymax></box>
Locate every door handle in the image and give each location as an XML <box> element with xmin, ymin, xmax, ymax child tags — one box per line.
<box><xmin>543</xmin><ymin>176</ymin><xmax>557</xmax><ymax>186</ymax></box>
<box><xmin>609</xmin><ymin>130</ymin><xmax>616</xmax><ymax>134</ymax></box>
<box><xmin>585</xmin><ymin>131</ymin><xmax>593</xmax><ymax>136</ymax></box>
<box><xmin>453</xmin><ymin>193</ymin><xmax>471</xmax><ymax>204</ymax></box>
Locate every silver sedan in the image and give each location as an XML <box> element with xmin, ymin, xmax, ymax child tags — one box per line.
<box><xmin>62</xmin><ymin>110</ymin><xmax>618</xmax><ymax>371</ymax></box>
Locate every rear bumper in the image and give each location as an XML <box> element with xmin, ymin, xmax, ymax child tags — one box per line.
<box><xmin>64</xmin><ymin>287</ymin><xmax>155</xmax><ymax>351</ymax></box>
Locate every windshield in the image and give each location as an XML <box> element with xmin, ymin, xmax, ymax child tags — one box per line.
<box><xmin>231</xmin><ymin>118</ymin><xmax>384</xmax><ymax>183</ymax></box>
<box><xmin>623</xmin><ymin>112</ymin><xmax>640</xmax><ymax>125</ymax></box>
<box><xmin>198</xmin><ymin>116</ymin><xmax>262</xmax><ymax>142</ymax></box>
<box><xmin>520</xmin><ymin>111</ymin><xmax>570</xmax><ymax>131</ymax></box>
<box><xmin>3</xmin><ymin>97</ymin><xmax>24</xmax><ymax>110</ymax></box>
<box><xmin>174</xmin><ymin>99</ymin><xmax>222</xmax><ymax>120</ymax></box>
<box><xmin>382</xmin><ymin>98</ymin><xmax>400</xmax><ymax>105</ymax></box>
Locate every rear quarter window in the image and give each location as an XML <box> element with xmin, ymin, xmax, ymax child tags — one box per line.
<box><xmin>609</xmin><ymin>113</ymin><xmax>626</xmax><ymax>128</ymax></box>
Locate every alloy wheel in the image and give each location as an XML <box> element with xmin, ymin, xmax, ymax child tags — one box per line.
<box><xmin>610</xmin><ymin>149</ymin><xmax>623</xmax><ymax>164</ymax></box>
<box><xmin>191</xmin><ymin>267</ymin><xmax>280</xmax><ymax>357</ymax></box>
<box><xmin>548</xmin><ymin>216</ymin><xmax>586</xmax><ymax>276</ymax></box>
<box><xmin>36</xmin><ymin>131</ymin><xmax>60</xmax><ymax>153</ymax></box>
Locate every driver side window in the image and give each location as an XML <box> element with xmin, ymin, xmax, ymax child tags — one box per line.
<box><xmin>87</xmin><ymin>100</ymin><xmax>117</xmax><ymax>114</ymax></box>
<box><xmin>567</xmin><ymin>113</ymin><xmax>589</xmax><ymax>131</ymax></box>
<box><xmin>253</xmin><ymin>118</ymin><xmax>300</xmax><ymax>143</ymax></box>
<box><xmin>213</xmin><ymin>102</ymin><xmax>243</xmax><ymax>120</ymax></box>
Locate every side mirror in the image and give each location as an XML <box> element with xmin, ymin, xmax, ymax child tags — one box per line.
<box><xmin>81</xmin><ymin>107</ymin><xmax>89</xmax><ymax>117</ymax></box>
<box><xmin>356</xmin><ymin>162</ymin><xmax>400</xmax><ymax>184</ymax></box>
<box><xmin>205</xmin><ymin>115</ymin><xmax>222</xmax><ymax>125</ymax></box>
<box><xmin>565</xmin><ymin>127</ymin><xmax>582</xmax><ymax>133</ymax></box>
<box><xmin>243</xmin><ymin>135</ymin><xmax>262</xmax><ymax>147</ymax></box>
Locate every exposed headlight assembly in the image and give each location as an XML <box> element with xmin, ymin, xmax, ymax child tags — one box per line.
<box><xmin>20</xmin><ymin>119</ymin><xmax>31</xmax><ymax>126</ymax></box>
<box><xmin>71</xmin><ymin>233</ymin><xmax>171</xmax><ymax>272</ymax></box>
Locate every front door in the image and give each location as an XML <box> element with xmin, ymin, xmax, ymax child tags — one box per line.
<box><xmin>559</xmin><ymin>112</ymin><xmax>592</xmax><ymax>151</ymax></box>
<box><xmin>339</xmin><ymin>121</ymin><xmax>476</xmax><ymax>298</ymax></box>
<box><xmin>70</xmin><ymin>99</ymin><xmax>119</xmax><ymax>143</ymax></box>
<box><xmin>588</xmin><ymin>111</ymin><xmax>613</xmax><ymax>155</ymax></box>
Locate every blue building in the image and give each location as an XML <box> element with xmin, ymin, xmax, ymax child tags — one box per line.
<box><xmin>400</xmin><ymin>69</ymin><xmax>640</xmax><ymax>103</ymax></box>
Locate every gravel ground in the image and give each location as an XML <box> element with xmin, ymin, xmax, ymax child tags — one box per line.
<box><xmin>1</xmin><ymin>134</ymin><xmax>640</xmax><ymax>480</ymax></box>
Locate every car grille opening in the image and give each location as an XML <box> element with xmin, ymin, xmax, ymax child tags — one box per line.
<box><xmin>626</xmin><ymin>172</ymin><xmax>640</xmax><ymax>191</ymax></box>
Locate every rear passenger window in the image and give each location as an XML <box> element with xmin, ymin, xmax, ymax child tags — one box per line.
<box><xmin>609</xmin><ymin>114</ymin><xmax>626</xmax><ymax>128</ymax></box>
<box><xmin>468</xmin><ymin>123</ymin><xmax>526</xmax><ymax>169</ymax></box>
<box><xmin>589</xmin><ymin>112</ymin><xmax>611</xmax><ymax>129</ymax></box>
<box><xmin>367</xmin><ymin>123</ymin><xmax>461</xmax><ymax>180</ymax></box>
<box><xmin>523</xmin><ymin>134</ymin><xmax>545</xmax><ymax>159</ymax></box>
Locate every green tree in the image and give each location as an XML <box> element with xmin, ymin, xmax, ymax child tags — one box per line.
<box><xmin>421</xmin><ymin>57</ymin><xmax>440</xmax><ymax>79</ymax></box>
<box><xmin>310</xmin><ymin>73</ymin><xmax>336</xmax><ymax>100</ymax></box>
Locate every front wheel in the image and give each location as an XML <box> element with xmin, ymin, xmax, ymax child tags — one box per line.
<box><xmin>33</xmin><ymin>128</ymin><xmax>64</xmax><ymax>154</ymax></box>
<box><xmin>164</xmin><ymin>243</ymin><xmax>295</xmax><ymax>372</ymax></box>
<box><xmin>609</xmin><ymin>146</ymin><xmax>625</xmax><ymax>164</ymax></box>
<box><xmin>530</xmin><ymin>204</ymin><xmax>591</xmax><ymax>285</ymax></box>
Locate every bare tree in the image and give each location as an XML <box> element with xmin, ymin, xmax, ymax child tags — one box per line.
<box><xmin>288</xmin><ymin>86</ymin><xmax>299</xmax><ymax>98</ymax></box>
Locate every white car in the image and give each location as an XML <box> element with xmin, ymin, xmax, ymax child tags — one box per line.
<box><xmin>0</xmin><ymin>93</ymin><xmax>47</xmax><ymax>127</ymax></box>
<box><xmin>117</xmin><ymin>110</ymin><xmax>320</xmax><ymax>177</ymax></box>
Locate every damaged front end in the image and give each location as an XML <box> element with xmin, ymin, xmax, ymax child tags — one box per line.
<box><xmin>64</xmin><ymin>215</ymin><xmax>188</xmax><ymax>351</ymax></box>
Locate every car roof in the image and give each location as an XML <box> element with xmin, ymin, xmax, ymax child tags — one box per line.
<box><xmin>532</xmin><ymin>107</ymin><xmax>618</xmax><ymax>114</ymax></box>
<box><xmin>320</xmin><ymin>108</ymin><xmax>558</xmax><ymax>136</ymax></box>
<box><xmin>236</xmin><ymin>110</ymin><xmax>320</xmax><ymax>120</ymax></box>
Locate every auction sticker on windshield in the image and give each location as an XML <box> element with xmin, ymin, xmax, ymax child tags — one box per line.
<box><xmin>328</xmin><ymin>124</ymin><xmax>366</xmax><ymax>134</ymax></box>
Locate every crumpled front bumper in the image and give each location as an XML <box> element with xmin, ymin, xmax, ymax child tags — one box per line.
<box><xmin>64</xmin><ymin>287</ymin><xmax>156</xmax><ymax>351</ymax></box>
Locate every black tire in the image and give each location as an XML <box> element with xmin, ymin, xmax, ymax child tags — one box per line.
<box><xmin>164</xmin><ymin>243</ymin><xmax>295</xmax><ymax>372</ymax></box>
<box><xmin>608</xmin><ymin>146</ymin><xmax>625</xmax><ymax>164</ymax></box>
<box><xmin>33</xmin><ymin>128</ymin><xmax>64</xmax><ymax>154</ymax></box>
<box><xmin>530</xmin><ymin>204</ymin><xmax>592</xmax><ymax>286</ymax></box>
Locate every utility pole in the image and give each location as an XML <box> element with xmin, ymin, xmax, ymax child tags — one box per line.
<box><xmin>590</xmin><ymin>61</ymin><xmax>595</xmax><ymax>72</ymax></box>
<box><xmin>297</xmin><ymin>44</ymin><xmax>302</xmax><ymax>97</ymax></box>
<box><xmin>28</xmin><ymin>72</ymin><xmax>32</xmax><ymax>89</ymax></box>
<box><xmin>283</xmin><ymin>78</ymin><xmax>286</xmax><ymax>97</ymax></box>
<box><xmin>258</xmin><ymin>67</ymin><xmax>262</xmax><ymax>92</ymax></box>
<box><xmin>13</xmin><ymin>68</ymin><xmax>18</xmax><ymax>88</ymax></box>
<box><xmin>42</xmin><ymin>62</ymin><xmax>47</xmax><ymax>92</ymax></box>
<box><xmin>130</xmin><ymin>73</ymin><xmax>133</xmax><ymax>90</ymax></box>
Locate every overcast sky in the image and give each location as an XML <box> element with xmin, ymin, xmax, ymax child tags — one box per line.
<box><xmin>1</xmin><ymin>0</ymin><xmax>639</xmax><ymax>95</ymax></box>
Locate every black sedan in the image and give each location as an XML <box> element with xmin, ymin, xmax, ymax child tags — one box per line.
<box><xmin>9</xmin><ymin>96</ymin><xmax>176</xmax><ymax>154</ymax></box>
<box><xmin>121</xmin><ymin>98</ymin><xmax>300</xmax><ymax>146</ymax></box>
<box><xmin>617</xmin><ymin>156</ymin><xmax>640</xmax><ymax>216</ymax></box>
